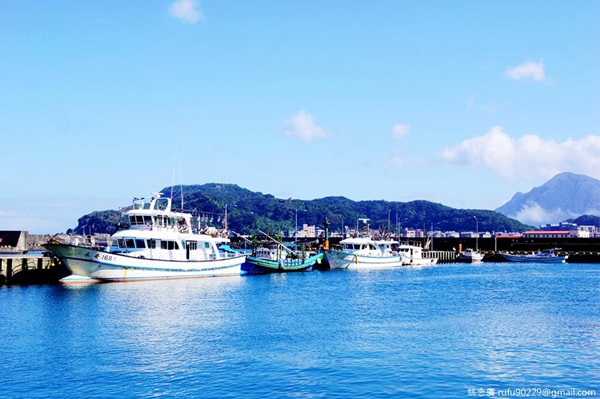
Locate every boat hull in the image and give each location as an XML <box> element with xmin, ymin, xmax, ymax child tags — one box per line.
<box><xmin>44</xmin><ymin>244</ymin><xmax>246</xmax><ymax>282</ymax></box>
<box><xmin>500</xmin><ymin>253</ymin><xmax>568</xmax><ymax>263</ymax></box>
<box><xmin>457</xmin><ymin>254</ymin><xmax>484</xmax><ymax>262</ymax></box>
<box><xmin>324</xmin><ymin>250</ymin><xmax>403</xmax><ymax>270</ymax></box>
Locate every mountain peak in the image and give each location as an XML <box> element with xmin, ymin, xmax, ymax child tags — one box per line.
<box><xmin>496</xmin><ymin>173</ymin><xmax>600</xmax><ymax>225</ymax></box>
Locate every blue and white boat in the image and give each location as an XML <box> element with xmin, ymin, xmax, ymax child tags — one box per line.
<box><xmin>45</xmin><ymin>194</ymin><xmax>246</xmax><ymax>283</ymax></box>
<box><xmin>500</xmin><ymin>249</ymin><xmax>568</xmax><ymax>263</ymax></box>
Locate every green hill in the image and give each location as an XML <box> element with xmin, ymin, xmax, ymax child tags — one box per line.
<box><xmin>71</xmin><ymin>183</ymin><xmax>531</xmax><ymax>234</ymax></box>
<box><xmin>565</xmin><ymin>214</ymin><xmax>600</xmax><ymax>227</ymax></box>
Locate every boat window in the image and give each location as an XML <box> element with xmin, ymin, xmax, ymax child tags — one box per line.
<box><xmin>369</xmin><ymin>245</ymin><xmax>376</xmax><ymax>250</ymax></box>
<box><xmin>129</xmin><ymin>216</ymin><xmax>136</xmax><ymax>225</ymax></box>
<box><xmin>169</xmin><ymin>218</ymin><xmax>175</xmax><ymax>227</ymax></box>
<box><xmin>126</xmin><ymin>239</ymin><xmax>135</xmax><ymax>249</ymax></box>
<box><xmin>353</xmin><ymin>244</ymin><xmax>360</xmax><ymax>250</ymax></box>
<box><xmin>135</xmin><ymin>239</ymin><xmax>146</xmax><ymax>249</ymax></box>
<box><xmin>154</xmin><ymin>198</ymin><xmax>169</xmax><ymax>210</ymax></box>
<box><xmin>143</xmin><ymin>202</ymin><xmax>151</xmax><ymax>209</ymax></box>
<box><xmin>188</xmin><ymin>242</ymin><xmax>197</xmax><ymax>251</ymax></box>
<box><xmin>148</xmin><ymin>240</ymin><xmax>156</xmax><ymax>249</ymax></box>
<box><xmin>136</xmin><ymin>215</ymin><xmax>144</xmax><ymax>224</ymax></box>
<box><xmin>159</xmin><ymin>240</ymin><xmax>179</xmax><ymax>250</ymax></box>
<box><xmin>144</xmin><ymin>216</ymin><xmax>152</xmax><ymax>224</ymax></box>
<box><xmin>118</xmin><ymin>239</ymin><xmax>126</xmax><ymax>248</ymax></box>
<box><xmin>204</xmin><ymin>242</ymin><xmax>210</xmax><ymax>249</ymax></box>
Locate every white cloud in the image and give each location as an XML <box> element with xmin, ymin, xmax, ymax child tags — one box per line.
<box><xmin>169</xmin><ymin>0</ymin><xmax>203</xmax><ymax>24</ymax></box>
<box><xmin>511</xmin><ymin>202</ymin><xmax>575</xmax><ymax>226</ymax></box>
<box><xmin>391</xmin><ymin>124</ymin><xmax>410</xmax><ymax>140</ymax></box>
<box><xmin>505</xmin><ymin>59</ymin><xmax>545</xmax><ymax>82</ymax></box>
<box><xmin>281</xmin><ymin>110</ymin><xmax>331</xmax><ymax>142</ymax></box>
<box><xmin>440</xmin><ymin>126</ymin><xmax>600</xmax><ymax>181</ymax></box>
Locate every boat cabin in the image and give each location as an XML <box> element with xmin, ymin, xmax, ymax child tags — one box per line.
<box><xmin>340</xmin><ymin>238</ymin><xmax>397</xmax><ymax>257</ymax></box>
<box><xmin>125</xmin><ymin>194</ymin><xmax>192</xmax><ymax>234</ymax></box>
<box><xmin>397</xmin><ymin>244</ymin><xmax>424</xmax><ymax>259</ymax></box>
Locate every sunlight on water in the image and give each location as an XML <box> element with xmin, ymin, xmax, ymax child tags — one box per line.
<box><xmin>1</xmin><ymin>263</ymin><xmax>599</xmax><ymax>398</ymax></box>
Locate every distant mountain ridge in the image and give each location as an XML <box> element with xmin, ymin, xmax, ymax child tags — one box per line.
<box><xmin>565</xmin><ymin>215</ymin><xmax>600</xmax><ymax>228</ymax></box>
<box><xmin>496</xmin><ymin>172</ymin><xmax>600</xmax><ymax>226</ymax></box>
<box><xmin>71</xmin><ymin>183</ymin><xmax>531</xmax><ymax>234</ymax></box>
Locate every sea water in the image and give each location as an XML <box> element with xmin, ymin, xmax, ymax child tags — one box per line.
<box><xmin>1</xmin><ymin>263</ymin><xmax>599</xmax><ymax>398</ymax></box>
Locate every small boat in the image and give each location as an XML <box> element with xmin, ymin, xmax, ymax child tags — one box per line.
<box><xmin>243</xmin><ymin>247</ymin><xmax>323</xmax><ymax>274</ymax></box>
<box><xmin>240</xmin><ymin>230</ymin><xmax>323</xmax><ymax>274</ymax></box>
<box><xmin>457</xmin><ymin>249</ymin><xmax>484</xmax><ymax>262</ymax></box>
<box><xmin>397</xmin><ymin>244</ymin><xmax>438</xmax><ymax>266</ymax></box>
<box><xmin>44</xmin><ymin>193</ymin><xmax>246</xmax><ymax>283</ymax></box>
<box><xmin>500</xmin><ymin>249</ymin><xmax>568</xmax><ymax>263</ymax></box>
<box><xmin>324</xmin><ymin>237</ymin><xmax>404</xmax><ymax>269</ymax></box>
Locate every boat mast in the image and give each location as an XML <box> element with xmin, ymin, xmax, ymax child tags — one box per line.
<box><xmin>179</xmin><ymin>157</ymin><xmax>183</xmax><ymax>212</ymax></box>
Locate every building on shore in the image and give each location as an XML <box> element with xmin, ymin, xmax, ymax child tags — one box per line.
<box><xmin>522</xmin><ymin>230</ymin><xmax>576</xmax><ymax>239</ymax></box>
<box><xmin>0</xmin><ymin>231</ymin><xmax>28</xmax><ymax>253</ymax></box>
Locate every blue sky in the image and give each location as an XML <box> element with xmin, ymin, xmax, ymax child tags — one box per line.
<box><xmin>1</xmin><ymin>1</ymin><xmax>599</xmax><ymax>232</ymax></box>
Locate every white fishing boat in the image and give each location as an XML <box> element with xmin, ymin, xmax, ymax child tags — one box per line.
<box><xmin>44</xmin><ymin>194</ymin><xmax>246</xmax><ymax>283</ymax></box>
<box><xmin>324</xmin><ymin>237</ymin><xmax>403</xmax><ymax>269</ymax></box>
<box><xmin>500</xmin><ymin>249</ymin><xmax>568</xmax><ymax>263</ymax></box>
<box><xmin>397</xmin><ymin>244</ymin><xmax>438</xmax><ymax>266</ymax></box>
<box><xmin>457</xmin><ymin>249</ymin><xmax>484</xmax><ymax>262</ymax></box>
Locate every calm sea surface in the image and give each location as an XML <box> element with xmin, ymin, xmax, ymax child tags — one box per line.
<box><xmin>1</xmin><ymin>263</ymin><xmax>599</xmax><ymax>398</ymax></box>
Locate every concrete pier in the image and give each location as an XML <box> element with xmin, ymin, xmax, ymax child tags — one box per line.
<box><xmin>423</xmin><ymin>250</ymin><xmax>457</xmax><ymax>263</ymax></box>
<box><xmin>0</xmin><ymin>254</ymin><xmax>67</xmax><ymax>285</ymax></box>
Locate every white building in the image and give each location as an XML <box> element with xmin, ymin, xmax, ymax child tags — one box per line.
<box><xmin>296</xmin><ymin>224</ymin><xmax>317</xmax><ymax>238</ymax></box>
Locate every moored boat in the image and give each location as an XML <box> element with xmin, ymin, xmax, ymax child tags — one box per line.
<box><xmin>500</xmin><ymin>249</ymin><xmax>568</xmax><ymax>263</ymax></box>
<box><xmin>397</xmin><ymin>244</ymin><xmax>438</xmax><ymax>266</ymax></box>
<box><xmin>243</xmin><ymin>249</ymin><xmax>323</xmax><ymax>274</ymax></box>
<box><xmin>324</xmin><ymin>237</ymin><xmax>403</xmax><ymax>269</ymax></box>
<box><xmin>457</xmin><ymin>249</ymin><xmax>484</xmax><ymax>263</ymax></box>
<box><xmin>44</xmin><ymin>193</ymin><xmax>246</xmax><ymax>283</ymax></box>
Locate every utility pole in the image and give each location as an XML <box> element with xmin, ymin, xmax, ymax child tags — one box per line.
<box><xmin>473</xmin><ymin>215</ymin><xmax>479</xmax><ymax>251</ymax></box>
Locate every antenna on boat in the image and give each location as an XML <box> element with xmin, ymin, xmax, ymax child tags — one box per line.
<box><xmin>171</xmin><ymin>140</ymin><xmax>179</xmax><ymax>203</ymax></box>
<box><xmin>179</xmin><ymin>156</ymin><xmax>183</xmax><ymax>212</ymax></box>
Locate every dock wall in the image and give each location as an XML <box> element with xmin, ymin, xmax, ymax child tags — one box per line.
<box><xmin>0</xmin><ymin>255</ymin><xmax>68</xmax><ymax>285</ymax></box>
